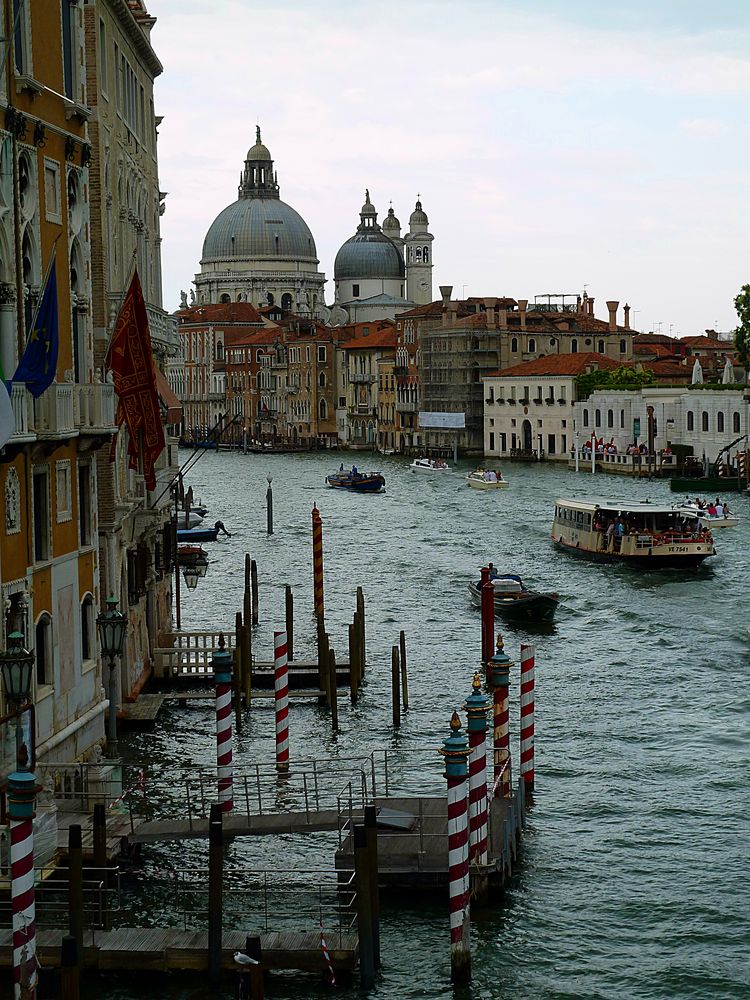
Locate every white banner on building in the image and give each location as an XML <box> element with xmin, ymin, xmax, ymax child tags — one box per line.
<box><xmin>418</xmin><ymin>411</ymin><xmax>466</xmax><ymax>430</ymax></box>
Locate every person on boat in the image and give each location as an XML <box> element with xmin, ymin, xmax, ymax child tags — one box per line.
<box><xmin>722</xmin><ymin>501</ymin><xmax>730</xmax><ymax>517</ymax></box>
<box><xmin>339</xmin><ymin>462</ymin><xmax>344</xmax><ymax>472</ymax></box>
<box><xmin>483</xmin><ymin>469</ymin><xmax>492</xmax><ymax>482</ymax></box>
<box><xmin>606</xmin><ymin>521</ymin><xmax>615</xmax><ymax>549</ymax></box>
<box><xmin>488</xmin><ymin>562</ymin><xmax>499</xmax><ymax>580</ymax></box>
<box><xmin>495</xmin><ymin>469</ymin><xmax>503</xmax><ymax>480</ymax></box>
<box><xmin>352</xmin><ymin>465</ymin><xmax>358</xmax><ymax>476</ymax></box>
<box><xmin>614</xmin><ymin>519</ymin><xmax>624</xmax><ymax>548</ymax></box>
<box><xmin>488</xmin><ymin>470</ymin><xmax>497</xmax><ymax>482</ymax></box>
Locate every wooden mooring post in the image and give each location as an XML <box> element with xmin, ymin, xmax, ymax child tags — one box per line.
<box><xmin>285</xmin><ymin>585</ymin><xmax>294</xmax><ymax>662</ymax></box>
<box><xmin>348</xmin><ymin>623</ymin><xmax>359</xmax><ymax>702</ymax></box>
<box><xmin>399</xmin><ymin>630</ymin><xmax>409</xmax><ymax>710</ymax></box>
<box><xmin>238</xmin><ymin>935</ymin><xmax>265</xmax><ymax>999</ymax></box>
<box><xmin>60</xmin><ymin>934</ymin><xmax>80</xmax><ymax>1000</ymax></box>
<box><xmin>354</xmin><ymin>824</ymin><xmax>375</xmax><ymax>989</ymax></box>
<box><xmin>317</xmin><ymin>623</ymin><xmax>330</xmax><ymax>705</ymax></box>
<box><xmin>68</xmin><ymin>824</ymin><xmax>83</xmax><ymax>960</ymax></box>
<box><xmin>234</xmin><ymin>613</ymin><xmax>244</xmax><ymax>731</ymax></box>
<box><xmin>251</xmin><ymin>559</ymin><xmax>259</xmax><ymax>626</ymax></box>
<box><xmin>312</xmin><ymin>505</ymin><xmax>324</xmax><ymax>621</ymax></box>
<box><xmin>391</xmin><ymin>646</ymin><xmax>401</xmax><ymax>728</ymax></box>
<box><xmin>356</xmin><ymin>587</ymin><xmax>366</xmax><ymax>677</ymax></box>
<box><xmin>328</xmin><ymin>649</ymin><xmax>338</xmax><ymax>732</ymax></box>
<box><xmin>242</xmin><ymin>593</ymin><xmax>252</xmax><ymax>704</ymax></box>
<box><xmin>208</xmin><ymin>803</ymin><xmax>223</xmax><ymax>987</ymax></box>
<box><xmin>364</xmin><ymin>804</ymin><xmax>381</xmax><ymax>968</ymax></box>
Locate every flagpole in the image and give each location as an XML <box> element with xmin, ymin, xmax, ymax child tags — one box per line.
<box><xmin>21</xmin><ymin>236</ymin><xmax>60</xmax><ymax>353</ymax></box>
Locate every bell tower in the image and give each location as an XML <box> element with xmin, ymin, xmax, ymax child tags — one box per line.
<box><xmin>404</xmin><ymin>196</ymin><xmax>433</xmax><ymax>305</ymax></box>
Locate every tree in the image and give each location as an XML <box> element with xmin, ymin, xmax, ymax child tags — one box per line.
<box><xmin>733</xmin><ymin>284</ymin><xmax>750</xmax><ymax>381</ymax></box>
<box><xmin>575</xmin><ymin>365</ymin><xmax>656</xmax><ymax>400</ymax></box>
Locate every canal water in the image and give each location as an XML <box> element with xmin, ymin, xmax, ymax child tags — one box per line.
<box><xmin>88</xmin><ymin>450</ymin><xmax>750</xmax><ymax>999</ymax></box>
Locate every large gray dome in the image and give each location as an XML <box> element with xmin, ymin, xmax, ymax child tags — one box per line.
<box><xmin>202</xmin><ymin>198</ymin><xmax>318</xmax><ymax>262</ymax></box>
<box><xmin>334</xmin><ymin>231</ymin><xmax>405</xmax><ymax>281</ymax></box>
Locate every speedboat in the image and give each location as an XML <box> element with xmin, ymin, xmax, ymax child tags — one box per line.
<box><xmin>552</xmin><ymin>498</ymin><xmax>715</xmax><ymax>568</ymax></box>
<box><xmin>176</xmin><ymin>520</ymin><xmax>232</xmax><ymax>543</ymax></box>
<box><xmin>467</xmin><ymin>469</ymin><xmax>508</xmax><ymax>490</ymax></box>
<box><xmin>410</xmin><ymin>458</ymin><xmax>451</xmax><ymax>473</ymax></box>
<box><xmin>467</xmin><ymin>574</ymin><xmax>559</xmax><ymax>623</ymax></box>
<box><xmin>325</xmin><ymin>469</ymin><xmax>386</xmax><ymax>493</ymax></box>
<box><xmin>175</xmin><ymin>510</ymin><xmax>205</xmax><ymax>529</ymax></box>
<box><xmin>675</xmin><ymin>501</ymin><xmax>738</xmax><ymax>528</ymax></box>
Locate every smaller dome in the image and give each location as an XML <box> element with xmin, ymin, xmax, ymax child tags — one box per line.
<box><xmin>382</xmin><ymin>205</ymin><xmax>400</xmax><ymax>231</ymax></box>
<box><xmin>410</xmin><ymin>198</ymin><xmax>428</xmax><ymax>225</ymax></box>
<box><xmin>247</xmin><ymin>126</ymin><xmax>272</xmax><ymax>161</ymax></box>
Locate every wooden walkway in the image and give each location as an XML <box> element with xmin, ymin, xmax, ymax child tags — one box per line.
<box><xmin>121</xmin><ymin>694</ymin><xmax>166</xmax><ymax>728</ymax></box>
<box><xmin>128</xmin><ymin>808</ymin><xmax>352</xmax><ymax>844</ymax></box>
<box><xmin>0</xmin><ymin>927</ymin><xmax>357</xmax><ymax>973</ymax></box>
<box><xmin>56</xmin><ymin>809</ymin><xmax>136</xmax><ymax>862</ymax></box>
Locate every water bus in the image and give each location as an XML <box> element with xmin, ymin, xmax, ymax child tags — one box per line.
<box><xmin>552</xmin><ymin>498</ymin><xmax>715</xmax><ymax>568</ymax></box>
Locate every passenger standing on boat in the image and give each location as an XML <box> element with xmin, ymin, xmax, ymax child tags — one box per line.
<box><xmin>606</xmin><ymin>521</ymin><xmax>615</xmax><ymax>550</ymax></box>
<box><xmin>488</xmin><ymin>563</ymin><xmax>499</xmax><ymax>580</ymax></box>
<box><xmin>352</xmin><ymin>465</ymin><xmax>358</xmax><ymax>476</ymax></box>
<box><xmin>340</xmin><ymin>463</ymin><xmax>344</xmax><ymax>472</ymax></box>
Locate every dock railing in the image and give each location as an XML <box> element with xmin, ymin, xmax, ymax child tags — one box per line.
<box><xmin>0</xmin><ymin>864</ymin><xmax>118</xmax><ymax>937</ymax></box>
<box><xmin>153</xmin><ymin>629</ymin><xmax>238</xmax><ymax>679</ymax></box>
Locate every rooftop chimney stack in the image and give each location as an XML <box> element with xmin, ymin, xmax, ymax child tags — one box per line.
<box><xmin>588</xmin><ymin>296</ymin><xmax>595</xmax><ymax>316</ymax></box>
<box><xmin>606</xmin><ymin>300</ymin><xmax>619</xmax><ymax>333</ymax></box>
<box><xmin>623</xmin><ymin>303</ymin><xmax>631</xmax><ymax>330</ymax></box>
<box><xmin>518</xmin><ymin>299</ymin><xmax>528</xmax><ymax>331</ymax></box>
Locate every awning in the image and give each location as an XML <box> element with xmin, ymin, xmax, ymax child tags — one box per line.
<box><xmin>154</xmin><ymin>367</ymin><xmax>182</xmax><ymax>424</ymax></box>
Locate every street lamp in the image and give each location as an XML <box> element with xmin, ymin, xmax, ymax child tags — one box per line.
<box><xmin>97</xmin><ymin>596</ymin><xmax>127</xmax><ymax>758</ymax></box>
<box><xmin>183</xmin><ymin>564</ymin><xmax>200</xmax><ymax>591</ymax></box>
<box><xmin>0</xmin><ymin>631</ymin><xmax>35</xmax><ymax>758</ymax></box>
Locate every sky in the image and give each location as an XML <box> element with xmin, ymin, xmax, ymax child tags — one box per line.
<box><xmin>151</xmin><ymin>0</ymin><xmax>750</xmax><ymax>336</ymax></box>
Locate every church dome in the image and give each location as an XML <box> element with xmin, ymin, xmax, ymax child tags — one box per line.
<box><xmin>409</xmin><ymin>198</ymin><xmax>428</xmax><ymax>226</ymax></box>
<box><xmin>246</xmin><ymin>140</ymin><xmax>272</xmax><ymax>161</ymax></box>
<box><xmin>334</xmin><ymin>231</ymin><xmax>405</xmax><ymax>280</ymax></box>
<box><xmin>382</xmin><ymin>206</ymin><xmax>400</xmax><ymax>232</ymax></box>
<box><xmin>202</xmin><ymin>197</ymin><xmax>318</xmax><ymax>262</ymax></box>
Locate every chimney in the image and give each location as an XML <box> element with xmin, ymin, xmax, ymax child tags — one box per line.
<box><xmin>518</xmin><ymin>299</ymin><xmax>527</xmax><ymax>331</ymax></box>
<box><xmin>440</xmin><ymin>285</ymin><xmax>453</xmax><ymax>327</ymax></box>
<box><xmin>606</xmin><ymin>300</ymin><xmax>619</xmax><ymax>332</ymax></box>
<box><xmin>498</xmin><ymin>306</ymin><xmax>507</xmax><ymax>330</ymax></box>
<box><xmin>588</xmin><ymin>296</ymin><xmax>595</xmax><ymax>316</ymax></box>
<box><xmin>483</xmin><ymin>297</ymin><xmax>498</xmax><ymax>328</ymax></box>
<box><xmin>623</xmin><ymin>303</ymin><xmax>630</xmax><ymax>330</ymax></box>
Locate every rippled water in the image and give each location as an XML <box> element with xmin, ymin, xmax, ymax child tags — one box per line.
<box><xmin>85</xmin><ymin>450</ymin><xmax>750</xmax><ymax>999</ymax></box>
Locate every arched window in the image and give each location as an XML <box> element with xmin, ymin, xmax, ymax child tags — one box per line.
<box><xmin>423</xmin><ymin>248</ymin><xmax>429</xmax><ymax>263</ymax></box>
<box><xmin>511</xmin><ymin>338</ymin><xmax>518</xmax><ymax>353</ymax></box>
<box><xmin>81</xmin><ymin>594</ymin><xmax>95</xmax><ymax>661</ymax></box>
<box><xmin>619</xmin><ymin>339</ymin><xmax>626</xmax><ymax>354</ymax></box>
<box><xmin>702</xmin><ymin>411</ymin><xmax>709</xmax><ymax>432</ymax></box>
<box><xmin>216</xmin><ymin>341</ymin><xmax>224</xmax><ymax>361</ymax></box>
<box><xmin>528</xmin><ymin>338</ymin><xmax>536</xmax><ymax>353</ymax></box>
<box><xmin>36</xmin><ymin>613</ymin><xmax>52</xmax><ymax>686</ymax></box>
<box><xmin>595</xmin><ymin>409</ymin><xmax>601</xmax><ymax>427</ymax></box>
<box><xmin>415</xmin><ymin>247</ymin><xmax>422</xmax><ymax>262</ymax></box>
<box><xmin>733</xmin><ymin>411</ymin><xmax>741</xmax><ymax>433</ymax></box>
<box><xmin>583</xmin><ymin>410</ymin><xmax>589</xmax><ymax>427</ymax></box>
<box><xmin>607</xmin><ymin>409</ymin><xmax>614</xmax><ymax>428</ymax></box>
<box><xmin>620</xmin><ymin>409</ymin><xmax>624</xmax><ymax>428</ymax></box>
<box><xmin>220</xmin><ymin>293</ymin><xmax>230</xmax><ymax>304</ymax></box>
<box><xmin>571</xmin><ymin>339</ymin><xmax>578</xmax><ymax>353</ymax></box>
<box><xmin>319</xmin><ymin>398</ymin><xmax>327</xmax><ymax>420</ymax></box>
<box><xmin>597</xmin><ymin>340</ymin><xmax>605</xmax><ymax>353</ymax></box>
<box><xmin>281</xmin><ymin>292</ymin><xmax>292</xmax><ymax>311</ymax></box>
<box><xmin>318</xmin><ymin>371</ymin><xmax>326</xmax><ymax>388</ymax></box>
<box><xmin>687</xmin><ymin>411</ymin><xmax>694</xmax><ymax>431</ymax></box>
<box><xmin>717</xmin><ymin>411</ymin><xmax>725</xmax><ymax>433</ymax></box>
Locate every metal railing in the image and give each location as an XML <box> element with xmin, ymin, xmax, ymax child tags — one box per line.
<box><xmin>0</xmin><ymin>865</ymin><xmax>118</xmax><ymax>931</ymax></box>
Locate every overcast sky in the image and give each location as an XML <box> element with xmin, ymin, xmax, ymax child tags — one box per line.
<box><xmin>152</xmin><ymin>0</ymin><xmax>750</xmax><ymax>336</ymax></box>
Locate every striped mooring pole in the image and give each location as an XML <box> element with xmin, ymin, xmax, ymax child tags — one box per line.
<box><xmin>312</xmin><ymin>504</ymin><xmax>324</xmax><ymax>621</ymax></box>
<box><xmin>274</xmin><ymin>630</ymin><xmax>290</xmax><ymax>773</ymax></box>
<box><xmin>520</xmin><ymin>643</ymin><xmax>535</xmax><ymax>797</ymax></box>
<box><xmin>479</xmin><ymin>566</ymin><xmax>493</xmax><ymax>666</ymax></box>
<box><xmin>439</xmin><ymin>711</ymin><xmax>472</xmax><ymax>984</ymax></box>
<box><xmin>464</xmin><ymin>672</ymin><xmax>491</xmax><ymax>866</ymax></box>
<box><xmin>212</xmin><ymin>635</ymin><xmax>234</xmax><ymax>812</ymax></box>
<box><xmin>488</xmin><ymin>635</ymin><xmax>513</xmax><ymax>798</ymax></box>
<box><xmin>8</xmin><ymin>745</ymin><xmax>38</xmax><ymax>998</ymax></box>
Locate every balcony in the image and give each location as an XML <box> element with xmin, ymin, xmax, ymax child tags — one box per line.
<box><xmin>350</xmin><ymin>372</ymin><xmax>376</xmax><ymax>384</ymax></box>
<box><xmin>36</xmin><ymin>384</ymin><xmax>75</xmax><ymax>438</ymax></box>
<box><xmin>394</xmin><ymin>366</ymin><xmax>409</xmax><ymax>377</ymax></box>
<box><xmin>146</xmin><ymin>304</ymin><xmax>179</xmax><ymax>356</ymax></box>
<box><xmin>74</xmin><ymin>383</ymin><xmax>116</xmax><ymax>434</ymax></box>
<box><xmin>396</xmin><ymin>400</ymin><xmax>417</xmax><ymax>413</ymax></box>
<box><xmin>7</xmin><ymin>384</ymin><xmax>36</xmax><ymax>443</ymax></box>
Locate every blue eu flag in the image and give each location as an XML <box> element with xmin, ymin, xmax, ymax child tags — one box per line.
<box><xmin>14</xmin><ymin>258</ymin><xmax>59</xmax><ymax>398</ymax></box>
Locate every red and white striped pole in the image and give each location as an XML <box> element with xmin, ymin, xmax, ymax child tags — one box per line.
<box><xmin>212</xmin><ymin>635</ymin><xmax>234</xmax><ymax>812</ymax></box>
<box><xmin>463</xmin><ymin>673</ymin><xmax>490</xmax><ymax>866</ymax></box>
<box><xmin>439</xmin><ymin>711</ymin><xmax>472</xmax><ymax>984</ymax></box>
<box><xmin>274</xmin><ymin>630</ymin><xmax>290</xmax><ymax>773</ymax></box>
<box><xmin>488</xmin><ymin>635</ymin><xmax>514</xmax><ymax>798</ymax></box>
<box><xmin>8</xmin><ymin>746</ymin><xmax>38</xmax><ymax>999</ymax></box>
<box><xmin>520</xmin><ymin>643</ymin><xmax>535</xmax><ymax>798</ymax></box>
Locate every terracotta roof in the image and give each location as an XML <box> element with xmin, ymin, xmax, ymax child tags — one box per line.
<box><xmin>634</xmin><ymin>333</ymin><xmax>678</xmax><ymax>346</ymax></box>
<box><xmin>679</xmin><ymin>335</ymin><xmax>729</xmax><ymax>349</ymax></box>
<box><xmin>177</xmin><ymin>302</ymin><xmax>265</xmax><ymax>325</ymax></box>
<box><xmin>647</xmin><ymin>360</ymin><xmax>692</xmax><ymax>379</ymax></box>
<box><xmin>340</xmin><ymin>326</ymin><xmax>398</xmax><ymax>351</ymax></box>
<box><xmin>491</xmin><ymin>352</ymin><xmax>620</xmax><ymax>378</ymax></box>
<box><xmin>634</xmin><ymin>342</ymin><xmax>676</xmax><ymax>358</ymax></box>
<box><xmin>224</xmin><ymin>328</ymin><xmax>279</xmax><ymax>351</ymax></box>
<box><xmin>155</xmin><ymin>367</ymin><xmax>182</xmax><ymax>423</ymax></box>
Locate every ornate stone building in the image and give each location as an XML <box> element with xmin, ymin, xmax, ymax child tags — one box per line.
<box><xmin>195</xmin><ymin>129</ymin><xmax>326</xmax><ymax>316</ymax></box>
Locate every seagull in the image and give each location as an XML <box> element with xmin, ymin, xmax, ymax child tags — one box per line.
<box><xmin>234</xmin><ymin>951</ymin><xmax>259</xmax><ymax>966</ymax></box>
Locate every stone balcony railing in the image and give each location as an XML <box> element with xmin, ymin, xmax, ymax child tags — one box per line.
<box><xmin>36</xmin><ymin>384</ymin><xmax>75</xmax><ymax>437</ymax></box>
<box><xmin>6</xmin><ymin>381</ymin><xmax>117</xmax><ymax>444</ymax></box>
<box><xmin>73</xmin><ymin>383</ymin><xmax>116</xmax><ymax>433</ymax></box>
<box><xmin>396</xmin><ymin>399</ymin><xmax>418</xmax><ymax>413</ymax></box>
<box><xmin>8</xmin><ymin>384</ymin><xmax>35</xmax><ymax>442</ymax></box>
<box><xmin>349</xmin><ymin>372</ymin><xmax>376</xmax><ymax>384</ymax></box>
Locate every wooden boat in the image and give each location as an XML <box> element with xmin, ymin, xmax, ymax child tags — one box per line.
<box><xmin>176</xmin><ymin>520</ymin><xmax>231</xmax><ymax>543</ymax></box>
<box><xmin>410</xmin><ymin>458</ymin><xmax>450</xmax><ymax>473</ymax></box>
<box><xmin>552</xmin><ymin>498</ymin><xmax>715</xmax><ymax>568</ymax></box>
<box><xmin>675</xmin><ymin>501</ymin><xmax>738</xmax><ymax>528</ymax></box>
<box><xmin>467</xmin><ymin>575</ymin><xmax>559</xmax><ymax>623</ymax></box>
<box><xmin>177</xmin><ymin>544</ymin><xmax>208</xmax><ymax>567</ymax></box>
<box><xmin>466</xmin><ymin>469</ymin><xmax>508</xmax><ymax>490</ymax></box>
<box><xmin>325</xmin><ymin>470</ymin><xmax>385</xmax><ymax>493</ymax></box>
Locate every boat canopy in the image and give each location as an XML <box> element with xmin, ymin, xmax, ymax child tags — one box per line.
<box><xmin>555</xmin><ymin>498</ymin><xmax>700</xmax><ymax>519</ymax></box>
<box><xmin>492</xmin><ymin>578</ymin><xmax>522</xmax><ymax>593</ymax></box>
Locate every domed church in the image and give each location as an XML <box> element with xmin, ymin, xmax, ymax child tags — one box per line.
<box><xmin>195</xmin><ymin>128</ymin><xmax>326</xmax><ymax>316</ymax></box>
<box><xmin>331</xmin><ymin>191</ymin><xmax>434</xmax><ymax>324</ymax></box>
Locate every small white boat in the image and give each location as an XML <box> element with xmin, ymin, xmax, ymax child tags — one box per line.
<box><xmin>410</xmin><ymin>458</ymin><xmax>451</xmax><ymax>473</ymax></box>
<box><xmin>175</xmin><ymin>510</ymin><xmax>205</xmax><ymax>529</ymax></box>
<box><xmin>676</xmin><ymin>502</ymin><xmax>738</xmax><ymax>528</ymax></box>
<box><xmin>467</xmin><ymin>469</ymin><xmax>508</xmax><ymax>490</ymax></box>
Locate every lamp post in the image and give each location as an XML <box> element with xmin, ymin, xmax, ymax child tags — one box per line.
<box><xmin>0</xmin><ymin>632</ymin><xmax>35</xmax><ymax>757</ymax></box>
<box><xmin>266</xmin><ymin>474</ymin><xmax>273</xmax><ymax>535</ymax></box>
<box><xmin>96</xmin><ymin>597</ymin><xmax>127</xmax><ymax>758</ymax></box>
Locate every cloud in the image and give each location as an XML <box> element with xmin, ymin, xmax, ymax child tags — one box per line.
<box><xmin>680</xmin><ymin>118</ymin><xmax>727</xmax><ymax>137</ymax></box>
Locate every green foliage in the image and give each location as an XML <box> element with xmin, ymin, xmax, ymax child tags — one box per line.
<box><xmin>574</xmin><ymin>366</ymin><xmax>656</xmax><ymax>401</ymax></box>
<box><xmin>733</xmin><ymin>284</ymin><xmax>750</xmax><ymax>378</ymax></box>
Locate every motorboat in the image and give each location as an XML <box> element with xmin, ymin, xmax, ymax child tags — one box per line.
<box><xmin>552</xmin><ymin>498</ymin><xmax>715</xmax><ymax>568</ymax></box>
<box><xmin>675</xmin><ymin>501</ymin><xmax>738</xmax><ymax>528</ymax></box>
<box><xmin>177</xmin><ymin>544</ymin><xmax>209</xmax><ymax>567</ymax></box>
<box><xmin>325</xmin><ymin>469</ymin><xmax>386</xmax><ymax>493</ymax></box>
<box><xmin>410</xmin><ymin>458</ymin><xmax>451</xmax><ymax>473</ymax></box>
<box><xmin>467</xmin><ymin>469</ymin><xmax>508</xmax><ymax>490</ymax></box>
<box><xmin>175</xmin><ymin>510</ymin><xmax>204</xmax><ymax>529</ymax></box>
<box><xmin>176</xmin><ymin>520</ymin><xmax>232</xmax><ymax>543</ymax></box>
<box><xmin>467</xmin><ymin>574</ymin><xmax>559</xmax><ymax>623</ymax></box>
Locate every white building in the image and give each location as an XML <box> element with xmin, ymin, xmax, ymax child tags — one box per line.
<box><xmin>483</xmin><ymin>353</ymin><xmax>618</xmax><ymax>460</ymax></box>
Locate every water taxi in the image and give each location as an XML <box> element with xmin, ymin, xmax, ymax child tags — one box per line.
<box><xmin>410</xmin><ymin>458</ymin><xmax>451</xmax><ymax>473</ymax></box>
<box><xmin>675</xmin><ymin>501</ymin><xmax>738</xmax><ymax>528</ymax></box>
<box><xmin>552</xmin><ymin>498</ymin><xmax>715</xmax><ymax>568</ymax></box>
<box><xmin>467</xmin><ymin>469</ymin><xmax>509</xmax><ymax>490</ymax></box>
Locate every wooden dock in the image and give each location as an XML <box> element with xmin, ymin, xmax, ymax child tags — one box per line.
<box><xmin>56</xmin><ymin>809</ymin><xmax>136</xmax><ymax>862</ymax></box>
<box><xmin>128</xmin><ymin>808</ymin><xmax>348</xmax><ymax>844</ymax></box>
<box><xmin>121</xmin><ymin>693</ymin><xmax>166</xmax><ymax>728</ymax></box>
<box><xmin>0</xmin><ymin>927</ymin><xmax>358</xmax><ymax>973</ymax></box>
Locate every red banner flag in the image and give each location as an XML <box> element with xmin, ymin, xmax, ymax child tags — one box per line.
<box><xmin>106</xmin><ymin>270</ymin><xmax>165</xmax><ymax>490</ymax></box>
